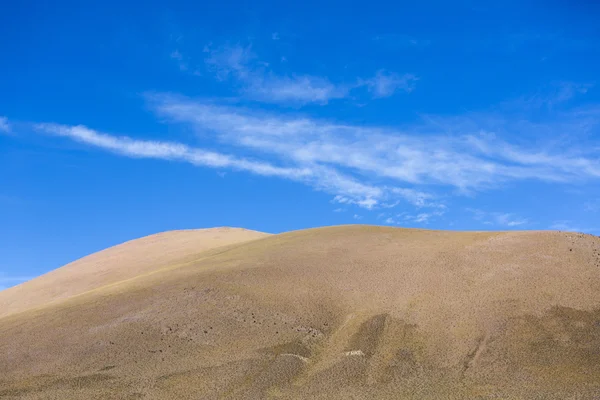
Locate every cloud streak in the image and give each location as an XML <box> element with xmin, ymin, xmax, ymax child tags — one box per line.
<box><xmin>25</xmin><ymin>90</ymin><xmax>600</xmax><ymax>213</ymax></box>
<box><xmin>201</xmin><ymin>44</ymin><xmax>415</xmax><ymax>104</ymax></box>
<box><xmin>150</xmin><ymin>94</ymin><xmax>600</xmax><ymax>189</ymax></box>
<box><xmin>33</xmin><ymin>122</ymin><xmax>386</xmax><ymax>206</ymax></box>
<box><xmin>35</xmin><ymin>123</ymin><xmax>311</xmax><ymax>179</ymax></box>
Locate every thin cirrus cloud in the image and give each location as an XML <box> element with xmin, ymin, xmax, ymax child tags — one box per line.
<box><xmin>384</xmin><ymin>209</ymin><xmax>447</xmax><ymax>225</ymax></box>
<box><xmin>200</xmin><ymin>44</ymin><xmax>416</xmax><ymax>104</ymax></box>
<box><xmin>32</xmin><ymin>118</ymin><xmax>438</xmax><ymax>210</ymax></box>
<box><xmin>362</xmin><ymin>70</ymin><xmax>418</xmax><ymax>98</ymax></box>
<box><xmin>33</xmin><ymin>122</ymin><xmax>389</xmax><ymax>207</ymax></box>
<box><xmin>28</xmin><ymin>91</ymin><xmax>600</xmax><ymax>221</ymax></box>
<box><xmin>149</xmin><ymin>93</ymin><xmax>600</xmax><ymax>188</ymax></box>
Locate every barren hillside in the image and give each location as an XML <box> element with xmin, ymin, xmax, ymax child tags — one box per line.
<box><xmin>0</xmin><ymin>227</ymin><xmax>269</xmax><ymax>319</ymax></box>
<box><xmin>1</xmin><ymin>225</ymin><xmax>599</xmax><ymax>399</ymax></box>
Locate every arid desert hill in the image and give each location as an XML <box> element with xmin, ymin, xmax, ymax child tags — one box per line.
<box><xmin>0</xmin><ymin>227</ymin><xmax>269</xmax><ymax>319</ymax></box>
<box><xmin>1</xmin><ymin>225</ymin><xmax>600</xmax><ymax>399</ymax></box>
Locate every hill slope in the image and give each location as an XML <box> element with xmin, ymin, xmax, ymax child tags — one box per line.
<box><xmin>0</xmin><ymin>227</ymin><xmax>269</xmax><ymax>319</ymax></box>
<box><xmin>1</xmin><ymin>225</ymin><xmax>600</xmax><ymax>399</ymax></box>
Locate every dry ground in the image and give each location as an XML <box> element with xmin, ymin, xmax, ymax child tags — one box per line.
<box><xmin>1</xmin><ymin>225</ymin><xmax>600</xmax><ymax>399</ymax></box>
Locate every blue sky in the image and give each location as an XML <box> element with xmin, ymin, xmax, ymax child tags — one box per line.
<box><xmin>1</xmin><ymin>0</ymin><xmax>600</xmax><ymax>289</ymax></box>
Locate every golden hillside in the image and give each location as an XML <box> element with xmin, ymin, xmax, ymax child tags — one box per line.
<box><xmin>0</xmin><ymin>227</ymin><xmax>269</xmax><ymax>319</ymax></box>
<box><xmin>1</xmin><ymin>225</ymin><xmax>599</xmax><ymax>399</ymax></box>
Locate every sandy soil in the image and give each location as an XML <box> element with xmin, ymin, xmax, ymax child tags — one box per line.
<box><xmin>0</xmin><ymin>227</ymin><xmax>269</xmax><ymax>319</ymax></box>
<box><xmin>1</xmin><ymin>225</ymin><xmax>599</xmax><ymax>399</ymax></box>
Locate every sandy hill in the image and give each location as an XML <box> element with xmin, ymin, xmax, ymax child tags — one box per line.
<box><xmin>0</xmin><ymin>227</ymin><xmax>269</xmax><ymax>319</ymax></box>
<box><xmin>1</xmin><ymin>225</ymin><xmax>599</xmax><ymax>399</ymax></box>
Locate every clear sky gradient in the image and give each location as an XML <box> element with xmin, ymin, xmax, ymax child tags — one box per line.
<box><xmin>1</xmin><ymin>0</ymin><xmax>599</xmax><ymax>289</ymax></box>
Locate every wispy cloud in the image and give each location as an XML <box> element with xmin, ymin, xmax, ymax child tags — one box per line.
<box><xmin>34</xmin><ymin>122</ymin><xmax>311</xmax><ymax>179</ymax></box>
<box><xmin>203</xmin><ymin>43</ymin><xmax>347</xmax><ymax>104</ymax></box>
<box><xmin>333</xmin><ymin>195</ymin><xmax>378</xmax><ymax>210</ymax></box>
<box><xmin>33</xmin><ymin>121</ymin><xmax>385</xmax><ymax>207</ymax></box>
<box><xmin>204</xmin><ymin>43</ymin><xmax>255</xmax><ymax>81</ymax></box>
<box><xmin>508</xmin><ymin>81</ymin><xmax>595</xmax><ymax>110</ymax></box>
<box><xmin>363</xmin><ymin>70</ymin><xmax>417</xmax><ymax>98</ymax></box>
<box><xmin>494</xmin><ymin>213</ymin><xmax>529</xmax><ymax>227</ymax></box>
<box><xmin>25</xmin><ymin>87</ymin><xmax>600</xmax><ymax>213</ymax></box>
<box><xmin>150</xmin><ymin>94</ymin><xmax>600</xmax><ymax>190</ymax></box>
<box><xmin>201</xmin><ymin>44</ymin><xmax>414</xmax><ymax>105</ymax></box>
<box><xmin>0</xmin><ymin>116</ymin><xmax>10</xmax><ymax>133</ymax></box>
<box><xmin>467</xmin><ymin>208</ymin><xmax>529</xmax><ymax>227</ymax></box>
<box><xmin>249</xmin><ymin>75</ymin><xmax>350</xmax><ymax>104</ymax></box>
<box><xmin>408</xmin><ymin>211</ymin><xmax>445</xmax><ymax>224</ymax></box>
<box><xmin>383</xmin><ymin>208</ymin><xmax>446</xmax><ymax>225</ymax></box>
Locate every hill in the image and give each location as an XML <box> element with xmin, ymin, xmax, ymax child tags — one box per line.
<box><xmin>1</xmin><ymin>225</ymin><xmax>599</xmax><ymax>399</ymax></box>
<box><xmin>0</xmin><ymin>227</ymin><xmax>269</xmax><ymax>319</ymax></box>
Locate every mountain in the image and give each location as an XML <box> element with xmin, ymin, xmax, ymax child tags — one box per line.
<box><xmin>1</xmin><ymin>225</ymin><xmax>599</xmax><ymax>399</ymax></box>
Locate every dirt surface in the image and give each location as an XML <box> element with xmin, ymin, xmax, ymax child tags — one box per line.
<box><xmin>1</xmin><ymin>225</ymin><xmax>600</xmax><ymax>399</ymax></box>
<box><xmin>0</xmin><ymin>227</ymin><xmax>269</xmax><ymax>319</ymax></box>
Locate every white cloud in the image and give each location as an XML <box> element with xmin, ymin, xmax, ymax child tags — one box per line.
<box><xmin>364</xmin><ymin>70</ymin><xmax>417</xmax><ymax>98</ymax></box>
<box><xmin>203</xmin><ymin>43</ymin><xmax>348</xmax><ymax>104</ymax></box>
<box><xmin>511</xmin><ymin>81</ymin><xmax>595</xmax><ymax>110</ymax></box>
<box><xmin>34</xmin><ymin>123</ymin><xmax>313</xmax><ymax>180</ymax></box>
<box><xmin>353</xmin><ymin>214</ymin><xmax>362</xmax><ymax>220</ymax></box>
<box><xmin>201</xmin><ymin>44</ymin><xmax>414</xmax><ymax>105</ymax></box>
<box><xmin>204</xmin><ymin>43</ymin><xmax>255</xmax><ymax>80</ymax></box>
<box><xmin>382</xmin><ymin>208</ymin><xmax>446</xmax><ymax>225</ymax></box>
<box><xmin>494</xmin><ymin>213</ymin><xmax>528</xmax><ymax>227</ymax></box>
<box><xmin>150</xmin><ymin>94</ymin><xmax>600</xmax><ymax>191</ymax></box>
<box><xmin>333</xmin><ymin>195</ymin><xmax>378</xmax><ymax>210</ymax></box>
<box><xmin>249</xmin><ymin>75</ymin><xmax>349</xmax><ymax>104</ymax></box>
<box><xmin>34</xmin><ymin>122</ymin><xmax>383</xmax><ymax>207</ymax></box>
<box><xmin>390</xmin><ymin>188</ymin><xmax>439</xmax><ymax>208</ymax></box>
<box><xmin>0</xmin><ymin>116</ymin><xmax>10</xmax><ymax>133</ymax></box>
<box><xmin>31</xmin><ymin>91</ymin><xmax>600</xmax><ymax>212</ymax></box>
<box><xmin>403</xmin><ymin>209</ymin><xmax>446</xmax><ymax>224</ymax></box>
